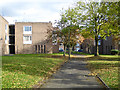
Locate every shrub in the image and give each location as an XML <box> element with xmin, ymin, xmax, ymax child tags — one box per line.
<box><xmin>111</xmin><ymin>49</ymin><xmax>119</xmax><ymax>55</ymax></box>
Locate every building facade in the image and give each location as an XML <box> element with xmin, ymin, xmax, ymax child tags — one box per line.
<box><xmin>0</xmin><ymin>15</ymin><xmax>59</xmax><ymax>55</ymax></box>
<box><xmin>0</xmin><ymin>16</ymin><xmax>9</xmax><ymax>55</ymax></box>
<box><xmin>99</xmin><ymin>36</ymin><xmax>115</xmax><ymax>55</ymax></box>
<box><xmin>81</xmin><ymin>36</ymin><xmax>120</xmax><ymax>55</ymax></box>
<box><xmin>0</xmin><ymin>15</ymin><xmax>119</xmax><ymax>55</ymax></box>
<box><xmin>15</xmin><ymin>22</ymin><xmax>59</xmax><ymax>54</ymax></box>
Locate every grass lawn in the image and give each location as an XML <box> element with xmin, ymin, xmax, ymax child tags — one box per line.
<box><xmin>54</xmin><ymin>51</ymin><xmax>94</xmax><ymax>55</ymax></box>
<box><xmin>86</xmin><ymin>55</ymin><xmax>120</xmax><ymax>89</ymax></box>
<box><xmin>2</xmin><ymin>54</ymin><xmax>67</xmax><ymax>88</ymax></box>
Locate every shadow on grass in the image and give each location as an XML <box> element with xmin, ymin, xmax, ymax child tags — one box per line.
<box><xmin>2</xmin><ymin>55</ymin><xmax>67</xmax><ymax>77</ymax></box>
<box><xmin>86</xmin><ymin>56</ymin><xmax>120</xmax><ymax>61</ymax></box>
<box><xmin>86</xmin><ymin>55</ymin><xmax>119</xmax><ymax>71</ymax></box>
<box><xmin>39</xmin><ymin>55</ymin><xmax>66</xmax><ymax>58</ymax></box>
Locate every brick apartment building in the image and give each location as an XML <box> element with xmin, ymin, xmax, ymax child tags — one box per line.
<box><xmin>0</xmin><ymin>16</ymin><xmax>59</xmax><ymax>55</ymax></box>
<box><xmin>15</xmin><ymin>22</ymin><xmax>59</xmax><ymax>54</ymax></box>
<box><xmin>81</xmin><ymin>36</ymin><xmax>120</xmax><ymax>55</ymax></box>
<box><xmin>0</xmin><ymin>15</ymin><xmax>9</xmax><ymax>55</ymax></box>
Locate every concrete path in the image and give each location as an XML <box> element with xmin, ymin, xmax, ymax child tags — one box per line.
<box><xmin>41</xmin><ymin>57</ymin><xmax>103</xmax><ymax>89</ymax></box>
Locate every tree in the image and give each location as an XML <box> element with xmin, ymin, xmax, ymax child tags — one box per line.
<box><xmin>56</xmin><ymin>9</ymin><xmax>84</xmax><ymax>57</ymax></box>
<box><xmin>57</xmin><ymin>24</ymin><xmax>82</xmax><ymax>56</ymax></box>
<box><xmin>62</xmin><ymin>1</ymin><xmax>119</xmax><ymax>56</ymax></box>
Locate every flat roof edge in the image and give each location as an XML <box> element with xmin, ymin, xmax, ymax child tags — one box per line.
<box><xmin>15</xmin><ymin>22</ymin><xmax>52</xmax><ymax>24</ymax></box>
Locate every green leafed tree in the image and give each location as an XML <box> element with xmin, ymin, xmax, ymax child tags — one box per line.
<box><xmin>62</xmin><ymin>1</ymin><xmax>119</xmax><ymax>56</ymax></box>
<box><xmin>56</xmin><ymin>9</ymin><xmax>84</xmax><ymax>56</ymax></box>
<box><xmin>57</xmin><ymin>24</ymin><xmax>81</xmax><ymax>56</ymax></box>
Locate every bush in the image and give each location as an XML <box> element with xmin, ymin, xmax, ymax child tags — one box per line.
<box><xmin>111</xmin><ymin>49</ymin><xmax>119</xmax><ymax>55</ymax></box>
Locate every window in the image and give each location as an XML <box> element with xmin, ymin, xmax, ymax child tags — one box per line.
<box><xmin>5</xmin><ymin>35</ymin><xmax>7</xmax><ymax>44</ymax></box>
<box><xmin>5</xmin><ymin>35</ymin><xmax>7</xmax><ymax>40</ymax></box>
<box><xmin>44</xmin><ymin>45</ymin><xmax>46</xmax><ymax>53</ymax></box>
<box><xmin>24</xmin><ymin>36</ymin><xmax>31</xmax><ymax>41</ymax></box>
<box><xmin>23</xmin><ymin>26</ymin><xmax>32</xmax><ymax>34</ymax></box>
<box><xmin>41</xmin><ymin>45</ymin><xmax>43</xmax><ymax>53</ymax></box>
<box><xmin>60</xmin><ymin>43</ymin><xmax>63</xmax><ymax>46</ymax></box>
<box><xmin>23</xmin><ymin>36</ymin><xmax>32</xmax><ymax>44</ymax></box>
<box><xmin>35</xmin><ymin>45</ymin><xmax>37</xmax><ymax>53</ymax></box>
<box><xmin>76</xmin><ymin>36</ymin><xmax>79</xmax><ymax>39</ymax></box>
<box><xmin>106</xmin><ymin>37</ymin><xmax>108</xmax><ymax>40</ymax></box>
<box><xmin>5</xmin><ymin>24</ymin><xmax>7</xmax><ymax>33</ymax></box>
<box><xmin>52</xmin><ymin>34</ymin><xmax>57</xmax><ymax>45</ymax></box>
<box><xmin>52</xmin><ymin>30</ymin><xmax>57</xmax><ymax>34</ymax></box>
<box><xmin>38</xmin><ymin>45</ymin><xmax>40</xmax><ymax>53</ymax></box>
<box><xmin>24</xmin><ymin>26</ymin><xmax>32</xmax><ymax>31</ymax></box>
<box><xmin>81</xmin><ymin>45</ymin><xmax>83</xmax><ymax>49</ymax></box>
<box><xmin>98</xmin><ymin>40</ymin><xmax>101</xmax><ymax>45</ymax></box>
<box><xmin>76</xmin><ymin>43</ymin><xmax>79</xmax><ymax>47</ymax></box>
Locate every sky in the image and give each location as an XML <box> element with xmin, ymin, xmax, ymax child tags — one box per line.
<box><xmin>0</xmin><ymin>0</ymin><xmax>79</xmax><ymax>26</ymax></box>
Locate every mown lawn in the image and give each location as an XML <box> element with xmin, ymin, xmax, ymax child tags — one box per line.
<box><xmin>2</xmin><ymin>54</ymin><xmax>67</xmax><ymax>88</ymax></box>
<box><xmin>86</xmin><ymin>55</ymin><xmax>120</xmax><ymax>89</ymax></box>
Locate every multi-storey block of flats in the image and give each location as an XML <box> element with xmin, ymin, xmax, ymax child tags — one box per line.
<box><xmin>15</xmin><ymin>22</ymin><xmax>59</xmax><ymax>54</ymax></box>
<box><xmin>0</xmin><ymin>15</ymin><xmax>9</xmax><ymax>55</ymax></box>
<box><xmin>0</xmin><ymin>15</ymin><xmax>59</xmax><ymax>55</ymax></box>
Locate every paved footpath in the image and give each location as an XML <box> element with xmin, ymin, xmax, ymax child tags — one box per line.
<box><xmin>41</xmin><ymin>57</ymin><xmax>104</xmax><ymax>89</ymax></box>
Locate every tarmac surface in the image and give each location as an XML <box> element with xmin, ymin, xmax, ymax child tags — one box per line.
<box><xmin>41</xmin><ymin>57</ymin><xmax>104</xmax><ymax>89</ymax></box>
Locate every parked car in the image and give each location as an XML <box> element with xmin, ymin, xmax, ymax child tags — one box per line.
<box><xmin>59</xmin><ymin>48</ymin><xmax>64</xmax><ymax>52</ymax></box>
<box><xmin>78</xmin><ymin>49</ymin><xmax>83</xmax><ymax>52</ymax></box>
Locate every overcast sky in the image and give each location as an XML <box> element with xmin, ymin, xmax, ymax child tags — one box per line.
<box><xmin>0</xmin><ymin>0</ymin><xmax>79</xmax><ymax>26</ymax></box>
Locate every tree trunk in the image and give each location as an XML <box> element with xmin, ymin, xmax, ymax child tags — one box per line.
<box><xmin>72</xmin><ymin>46</ymin><xmax>74</xmax><ymax>51</ymax></box>
<box><xmin>94</xmin><ymin>36</ymin><xmax>99</xmax><ymax>56</ymax></box>
<box><xmin>63</xmin><ymin>44</ymin><xmax>66</xmax><ymax>57</ymax></box>
<box><xmin>69</xmin><ymin>47</ymin><xmax>72</xmax><ymax>60</ymax></box>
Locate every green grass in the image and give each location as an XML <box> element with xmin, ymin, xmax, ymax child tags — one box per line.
<box><xmin>86</xmin><ymin>55</ymin><xmax>119</xmax><ymax>89</ymax></box>
<box><xmin>2</xmin><ymin>54</ymin><xmax>67</xmax><ymax>88</ymax></box>
<box><xmin>71</xmin><ymin>51</ymin><xmax>93</xmax><ymax>55</ymax></box>
<box><xmin>54</xmin><ymin>51</ymin><xmax>93</xmax><ymax>55</ymax></box>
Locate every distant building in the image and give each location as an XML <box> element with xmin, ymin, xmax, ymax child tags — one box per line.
<box><xmin>80</xmin><ymin>38</ymin><xmax>94</xmax><ymax>54</ymax></box>
<box><xmin>81</xmin><ymin>36</ymin><xmax>120</xmax><ymax>55</ymax></box>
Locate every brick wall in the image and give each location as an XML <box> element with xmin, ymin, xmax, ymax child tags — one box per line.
<box><xmin>15</xmin><ymin>22</ymin><xmax>59</xmax><ymax>54</ymax></box>
<box><xmin>0</xmin><ymin>16</ymin><xmax>9</xmax><ymax>55</ymax></box>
